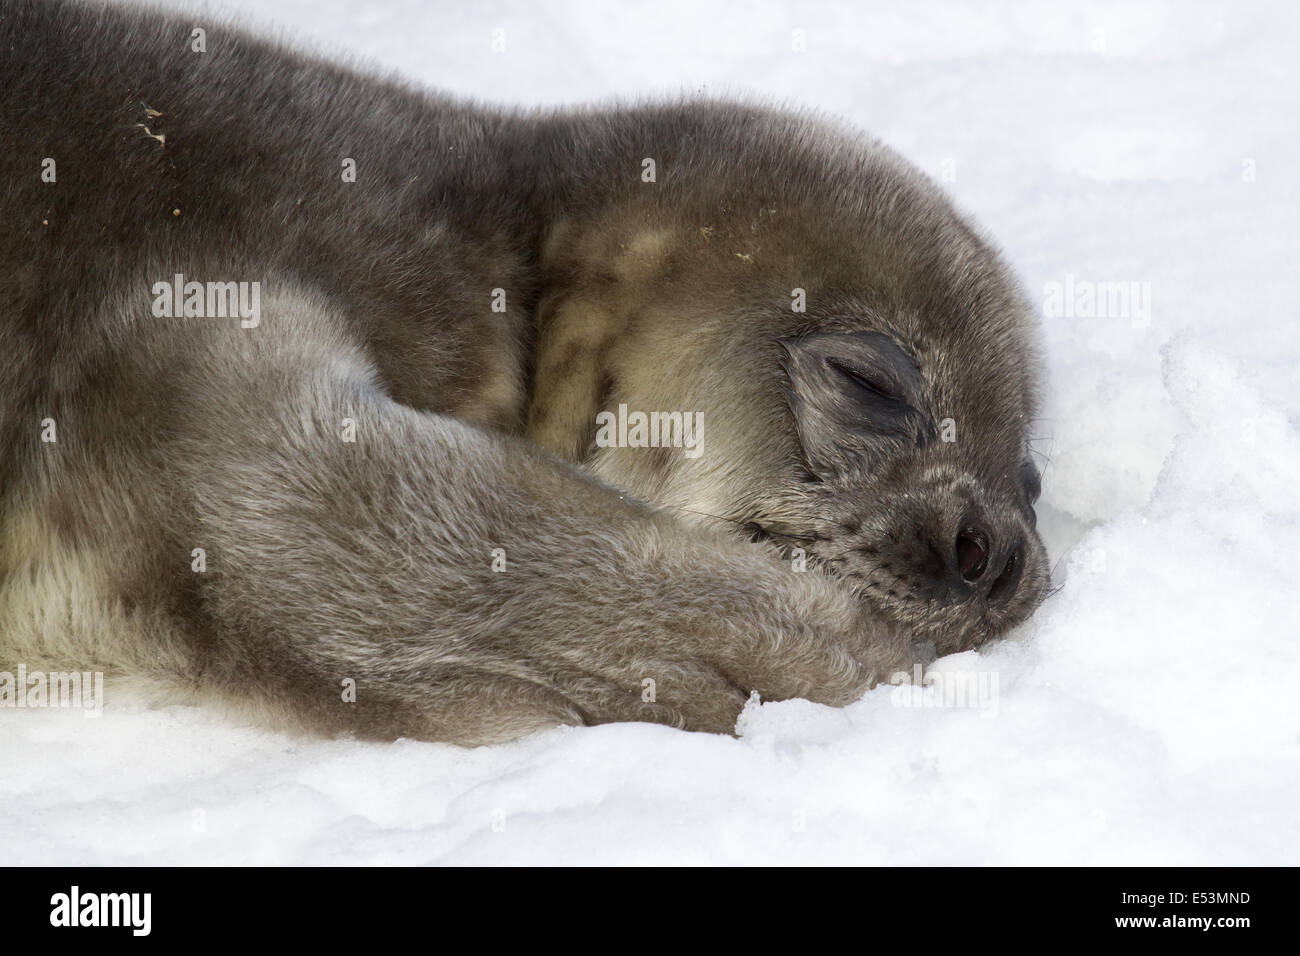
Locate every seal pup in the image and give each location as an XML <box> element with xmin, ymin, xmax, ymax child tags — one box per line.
<box><xmin>0</xmin><ymin>0</ymin><xmax>1047</xmax><ymax>743</ymax></box>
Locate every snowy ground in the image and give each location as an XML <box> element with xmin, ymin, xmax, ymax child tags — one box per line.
<box><xmin>4</xmin><ymin>0</ymin><xmax>1298</xmax><ymax>864</ymax></box>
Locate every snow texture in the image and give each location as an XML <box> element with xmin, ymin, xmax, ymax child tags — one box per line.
<box><xmin>4</xmin><ymin>0</ymin><xmax>1298</xmax><ymax>865</ymax></box>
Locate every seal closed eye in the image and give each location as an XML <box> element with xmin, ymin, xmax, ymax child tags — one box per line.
<box><xmin>826</xmin><ymin>357</ymin><xmax>904</xmax><ymax>403</ymax></box>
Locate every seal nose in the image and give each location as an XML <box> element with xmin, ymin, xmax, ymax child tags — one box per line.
<box><xmin>953</xmin><ymin>527</ymin><xmax>1023</xmax><ymax>604</ymax></box>
<box><xmin>954</xmin><ymin>528</ymin><xmax>989</xmax><ymax>581</ymax></box>
<box><xmin>987</xmin><ymin>539</ymin><xmax>1025</xmax><ymax>604</ymax></box>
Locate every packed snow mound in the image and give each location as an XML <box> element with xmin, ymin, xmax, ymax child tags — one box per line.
<box><xmin>3</xmin><ymin>0</ymin><xmax>1297</xmax><ymax>864</ymax></box>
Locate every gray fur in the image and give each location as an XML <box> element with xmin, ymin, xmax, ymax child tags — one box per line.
<box><xmin>0</xmin><ymin>0</ymin><xmax>1047</xmax><ymax>744</ymax></box>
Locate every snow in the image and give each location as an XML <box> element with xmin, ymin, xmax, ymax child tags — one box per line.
<box><xmin>4</xmin><ymin>0</ymin><xmax>1298</xmax><ymax>864</ymax></box>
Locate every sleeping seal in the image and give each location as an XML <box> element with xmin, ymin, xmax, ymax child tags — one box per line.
<box><xmin>0</xmin><ymin>0</ymin><xmax>1046</xmax><ymax>743</ymax></box>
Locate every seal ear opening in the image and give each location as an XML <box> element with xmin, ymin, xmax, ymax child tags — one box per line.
<box><xmin>778</xmin><ymin>331</ymin><xmax>925</xmax><ymax>481</ymax></box>
<box><xmin>1019</xmin><ymin>459</ymin><xmax>1042</xmax><ymax>504</ymax></box>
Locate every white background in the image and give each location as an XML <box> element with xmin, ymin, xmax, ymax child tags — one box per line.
<box><xmin>4</xmin><ymin>0</ymin><xmax>1298</xmax><ymax>864</ymax></box>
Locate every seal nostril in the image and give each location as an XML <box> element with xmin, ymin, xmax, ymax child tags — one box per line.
<box><xmin>988</xmin><ymin>541</ymin><xmax>1024</xmax><ymax>603</ymax></box>
<box><xmin>955</xmin><ymin>529</ymin><xmax>988</xmax><ymax>581</ymax></box>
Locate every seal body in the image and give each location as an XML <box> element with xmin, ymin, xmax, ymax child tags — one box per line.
<box><xmin>0</xmin><ymin>0</ymin><xmax>1046</xmax><ymax>743</ymax></box>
